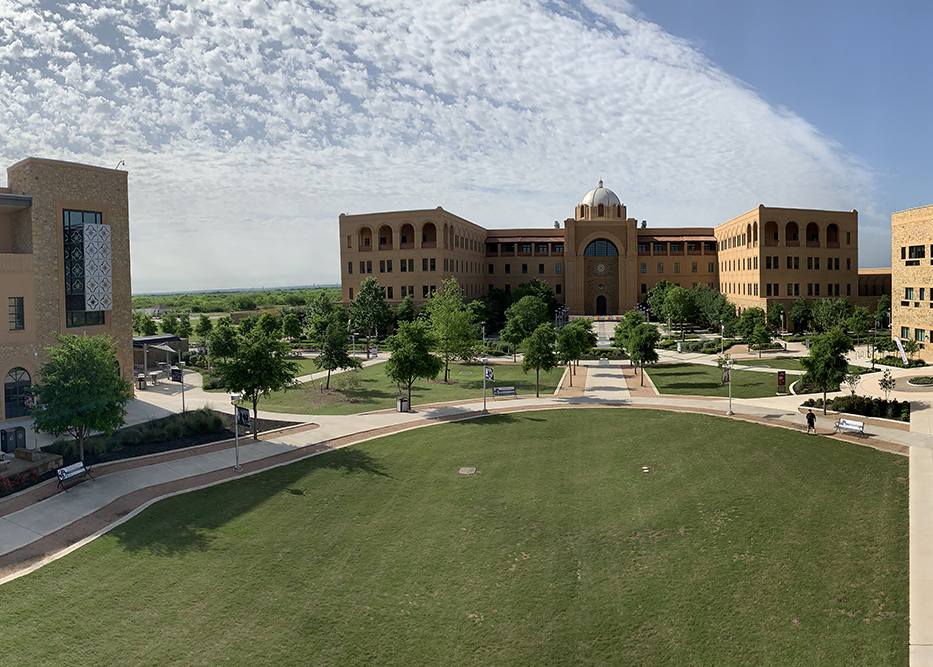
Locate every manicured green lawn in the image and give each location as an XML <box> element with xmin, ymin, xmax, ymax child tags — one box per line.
<box><xmin>256</xmin><ymin>361</ymin><xmax>564</xmax><ymax>414</ymax></box>
<box><xmin>646</xmin><ymin>363</ymin><xmax>786</xmax><ymax>398</ymax></box>
<box><xmin>0</xmin><ymin>410</ymin><xmax>906</xmax><ymax>666</ymax></box>
<box><xmin>734</xmin><ymin>358</ymin><xmax>871</xmax><ymax>375</ymax></box>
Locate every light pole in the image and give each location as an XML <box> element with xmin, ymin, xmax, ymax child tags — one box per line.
<box><xmin>720</xmin><ymin>320</ymin><xmax>724</xmax><ymax>355</ymax></box>
<box><xmin>231</xmin><ymin>393</ymin><xmax>242</xmax><ymax>472</ymax></box>
<box><xmin>481</xmin><ymin>321</ymin><xmax>486</xmax><ymax>356</ymax></box>
<box><xmin>179</xmin><ymin>361</ymin><xmax>186</xmax><ymax>412</ymax></box>
<box><xmin>351</xmin><ymin>330</ymin><xmax>357</xmax><ymax>357</ymax></box>
<box><xmin>482</xmin><ymin>356</ymin><xmax>489</xmax><ymax>413</ymax></box>
<box><xmin>726</xmin><ymin>359</ymin><xmax>734</xmax><ymax>416</ymax></box>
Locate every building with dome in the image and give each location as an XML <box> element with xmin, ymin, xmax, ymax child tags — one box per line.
<box><xmin>338</xmin><ymin>182</ymin><xmax>884</xmax><ymax>319</ymax></box>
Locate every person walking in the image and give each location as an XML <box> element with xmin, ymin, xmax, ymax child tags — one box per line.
<box><xmin>806</xmin><ymin>409</ymin><xmax>816</xmax><ymax>435</ymax></box>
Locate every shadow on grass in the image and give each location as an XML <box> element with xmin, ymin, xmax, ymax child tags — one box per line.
<box><xmin>110</xmin><ymin>447</ymin><xmax>389</xmax><ymax>557</ymax></box>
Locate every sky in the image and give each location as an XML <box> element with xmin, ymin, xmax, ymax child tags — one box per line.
<box><xmin>0</xmin><ymin>0</ymin><xmax>928</xmax><ymax>294</ymax></box>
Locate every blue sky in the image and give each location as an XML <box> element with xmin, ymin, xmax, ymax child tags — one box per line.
<box><xmin>0</xmin><ymin>0</ymin><xmax>926</xmax><ymax>293</ymax></box>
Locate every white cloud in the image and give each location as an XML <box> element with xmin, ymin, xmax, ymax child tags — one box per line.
<box><xmin>0</xmin><ymin>0</ymin><xmax>883</xmax><ymax>292</ymax></box>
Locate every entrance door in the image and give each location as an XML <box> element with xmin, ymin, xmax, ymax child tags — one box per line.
<box><xmin>596</xmin><ymin>295</ymin><xmax>607</xmax><ymax>316</ymax></box>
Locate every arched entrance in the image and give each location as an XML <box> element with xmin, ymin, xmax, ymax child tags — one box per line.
<box><xmin>596</xmin><ymin>295</ymin><xmax>607</xmax><ymax>316</ymax></box>
<box><xmin>4</xmin><ymin>367</ymin><xmax>31</xmax><ymax>419</ymax></box>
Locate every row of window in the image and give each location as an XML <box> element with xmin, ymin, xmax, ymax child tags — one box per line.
<box><xmin>490</xmin><ymin>263</ymin><xmax>562</xmax><ymax>275</ymax></box>
<box><xmin>641</xmin><ymin>262</ymin><xmax>715</xmax><ymax>274</ymax></box>
<box><xmin>901</xmin><ymin>287</ymin><xmax>933</xmax><ymax>308</ymax></box>
<box><xmin>761</xmin><ymin>256</ymin><xmax>851</xmax><ymax>271</ymax></box>
<box><xmin>349</xmin><ymin>258</ymin><xmax>438</xmax><ymax>275</ymax></box>
<box><xmin>901</xmin><ymin>327</ymin><xmax>928</xmax><ymax>345</ymax></box>
<box><xmin>486</xmin><ymin>242</ymin><xmax>564</xmax><ymax>255</ymax></box>
<box><xmin>8</xmin><ymin>297</ymin><xmax>24</xmax><ymax>331</ymax></box>
<box><xmin>724</xmin><ymin>282</ymin><xmax>851</xmax><ymax>298</ymax></box>
<box><xmin>636</xmin><ymin>241</ymin><xmax>716</xmax><ymax>253</ymax></box>
<box><xmin>901</xmin><ymin>245</ymin><xmax>933</xmax><ymax>266</ymax></box>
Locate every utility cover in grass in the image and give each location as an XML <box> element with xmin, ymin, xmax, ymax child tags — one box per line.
<box><xmin>459</xmin><ymin>467</ymin><xmax>476</xmax><ymax>475</ymax></box>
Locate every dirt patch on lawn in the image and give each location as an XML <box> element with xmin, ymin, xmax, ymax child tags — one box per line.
<box><xmin>621</xmin><ymin>365</ymin><xmax>657</xmax><ymax>397</ymax></box>
<box><xmin>558</xmin><ymin>366</ymin><xmax>587</xmax><ymax>397</ymax></box>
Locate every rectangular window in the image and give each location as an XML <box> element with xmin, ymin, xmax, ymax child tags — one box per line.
<box><xmin>773</xmin><ymin>283</ymin><xmax>780</xmax><ymax>296</ymax></box>
<box><xmin>538</xmin><ymin>263</ymin><xmax>544</xmax><ymax>274</ymax></box>
<box><xmin>910</xmin><ymin>245</ymin><xmax>926</xmax><ymax>259</ymax></box>
<box><xmin>902</xmin><ymin>327</ymin><xmax>911</xmax><ymax>339</ymax></box>
<box><xmin>901</xmin><ymin>247</ymin><xmax>907</xmax><ymax>260</ymax></box>
<box><xmin>638</xmin><ymin>243</ymin><xmax>647</xmax><ymax>252</ymax></box>
<box><xmin>814</xmin><ymin>257</ymin><xmax>820</xmax><ymax>270</ymax></box>
<box><xmin>687</xmin><ymin>242</ymin><xmax>697</xmax><ymax>251</ymax></box>
<box><xmin>366</xmin><ymin>261</ymin><xmax>372</xmax><ymax>274</ymax></box>
<box><xmin>9</xmin><ymin>297</ymin><xmax>24</xmax><ymax>331</ymax></box>
<box><xmin>654</xmin><ymin>243</ymin><xmax>664</xmax><ymax>253</ymax></box>
<box><xmin>521</xmin><ymin>243</ymin><xmax>532</xmax><ymax>253</ymax></box>
<box><xmin>387</xmin><ymin>260</ymin><xmax>393</xmax><ymax>273</ymax></box>
<box><xmin>555</xmin><ymin>284</ymin><xmax>562</xmax><ymax>295</ymax></box>
<box><xmin>488</xmin><ymin>264</ymin><xmax>494</xmax><ymax>274</ymax></box>
<box><xmin>906</xmin><ymin>287</ymin><xmax>915</xmax><ymax>300</ymax></box>
<box><xmin>794</xmin><ymin>283</ymin><xmax>800</xmax><ymax>296</ymax></box>
<box><xmin>400</xmin><ymin>260</ymin><xmax>407</xmax><ymax>273</ymax></box>
<box><xmin>407</xmin><ymin>259</ymin><xmax>414</xmax><ymax>272</ymax></box>
<box><xmin>846</xmin><ymin>232</ymin><xmax>851</xmax><ymax>244</ymax></box>
<box><xmin>834</xmin><ymin>283</ymin><xmax>840</xmax><ymax>296</ymax></box>
<box><xmin>423</xmin><ymin>285</ymin><xmax>429</xmax><ymax>298</ymax></box>
<box><xmin>401</xmin><ymin>286</ymin><xmax>407</xmax><ymax>298</ymax></box>
<box><xmin>674</xmin><ymin>263</ymin><xmax>680</xmax><ymax>273</ymax></box>
<box><xmin>360</xmin><ymin>261</ymin><xmax>365</xmax><ymax>274</ymax></box>
<box><xmin>430</xmin><ymin>258</ymin><xmax>436</xmax><ymax>271</ymax></box>
<box><xmin>754</xmin><ymin>284</ymin><xmax>758</xmax><ymax>296</ymax></box>
<box><xmin>555</xmin><ymin>263</ymin><xmax>562</xmax><ymax>274</ymax></box>
<box><xmin>658</xmin><ymin>263</ymin><xmax>664</xmax><ymax>273</ymax></box>
<box><xmin>387</xmin><ymin>286</ymin><xmax>393</xmax><ymax>299</ymax></box>
<box><xmin>846</xmin><ymin>258</ymin><xmax>851</xmax><ymax>271</ymax></box>
<box><xmin>766</xmin><ymin>256</ymin><xmax>772</xmax><ymax>270</ymax></box>
<box><xmin>522</xmin><ymin>264</ymin><xmax>528</xmax><ymax>274</ymax></box>
<box><xmin>691</xmin><ymin>262</ymin><xmax>697</xmax><ymax>273</ymax></box>
<box><xmin>349</xmin><ymin>287</ymin><xmax>353</xmax><ymax>300</ymax></box>
<box><xmin>807</xmin><ymin>257</ymin><xmax>813</xmax><ymax>270</ymax></box>
<box><xmin>444</xmin><ymin>258</ymin><xmax>448</xmax><ymax>271</ymax></box>
<box><xmin>63</xmin><ymin>209</ymin><xmax>107</xmax><ymax>328</ymax></box>
<box><xmin>641</xmin><ymin>283</ymin><xmax>647</xmax><ymax>293</ymax></box>
<box><xmin>505</xmin><ymin>264</ymin><xmax>511</xmax><ymax>274</ymax></box>
<box><xmin>537</xmin><ymin>243</ymin><xmax>548</xmax><ymax>253</ymax></box>
<box><xmin>919</xmin><ymin>329</ymin><xmax>927</xmax><ymax>343</ymax></box>
<box><xmin>554</xmin><ymin>243</ymin><xmax>564</xmax><ymax>253</ymax></box>
<box><xmin>379</xmin><ymin>260</ymin><xmax>386</xmax><ymax>273</ymax></box>
<box><xmin>766</xmin><ymin>283</ymin><xmax>772</xmax><ymax>297</ymax></box>
<box><xmin>807</xmin><ymin>283</ymin><xmax>813</xmax><ymax>296</ymax></box>
<box><xmin>834</xmin><ymin>258</ymin><xmax>840</xmax><ymax>270</ymax></box>
<box><xmin>422</xmin><ymin>258</ymin><xmax>428</xmax><ymax>271</ymax></box>
<box><xmin>505</xmin><ymin>284</ymin><xmax>511</xmax><ymax>294</ymax></box>
<box><xmin>708</xmin><ymin>262</ymin><xmax>714</xmax><ymax>272</ymax></box>
<box><xmin>786</xmin><ymin>256</ymin><xmax>792</xmax><ymax>270</ymax></box>
<box><xmin>670</xmin><ymin>243</ymin><xmax>680</xmax><ymax>252</ymax></box>
<box><xmin>794</xmin><ymin>257</ymin><xmax>799</xmax><ymax>270</ymax></box>
<box><xmin>814</xmin><ymin>283</ymin><xmax>820</xmax><ymax>296</ymax></box>
<box><xmin>787</xmin><ymin>283</ymin><xmax>793</xmax><ymax>297</ymax></box>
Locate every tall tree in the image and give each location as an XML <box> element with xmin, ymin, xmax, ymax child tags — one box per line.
<box><xmin>691</xmin><ymin>285</ymin><xmax>728</xmax><ymax>328</ymax></box>
<box><xmin>512</xmin><ymin>279</ymin><xmax>558</xmax><ymax>319</ymax></box>
<box><xmin>396</xmin><ymin>294</ymin><xmax>417</xmax><ymax>323</ymax></box>
<box><xmin>314</xmin><ymin>312</ymin><xmax>362</xmax><ymax>389</ymax></box>
<box><xmin>613</xmin><ymin>309</ymin><xmax>645</xmax><ymax>361</ymax></box>
<box><xmin>800</xmin><ymin>327</ymin><xmax>854</xmax><ymax>414</ymax></box>
<box><xmin>307</xmin><ymin>291</ymin><xmax>337</xmax><ymax>348</ymax></box>
<box><xmin>216</xmin><ymin>328</ymin><xmax>300</xmax><ymax>439</ymax></box>
<box><xmin>195</xmin><ymin>313</ymin><xmax>214</xmax><ymax>341</ymax></box>
<box><xmin>282</xmin><ymin>313</ymin><xmax>303</xmax><ymax>340</ymax></box>
<box><xmin>556</xmin><ymin>319</ymin><xmax>595</xmax><ymax>385</ymax></box>
<box><xmin>429</xmin><ymin>278</ymin><xmax>476</xmax><ymax>382</ymax></box>
<box><xmin>257</xmin><ymin>312</ymin><xmax>283</xmax><ymax>338</ymax></box>
<box><xmin>735</xmin><ymin>307</ymin><xmax>766</xmax><ymax>341</ymax></box>
<box><xmin>140</xmin><ymin>314</ymin><xmax>158</xmax><ymax>336</ymax></box>
<box><xmin>349</xmin><ymin>277</ymin><xmax>391</xmax><ymax>358</ymax></box>
<box><xmin>662</xmin><ymin>286</ymin><xmax>696</xmax><ymax>339</ymax></box>
<box><xmin>176</xmin><ymin>313</ymin><xmax>192</xmax><ymax>339</ymax></box>
<box><xmin>790</xmin><ymin>298</ymin><xmax>811</xmax><ymax>332</ymax></box>
<box><xmin>160</xmin><ymin>311</ymin><xmax>179</xmax><ymax>335</ymax></box>
<box><xmin>749</xmin><ymin>321</ymin><xmax>772</xmax><ymax>358</ymax></box>
<box><xmin>31</xmin><ymin>334</ymin><xmax>133</xmax><ymax>463</ymax></box>
<box><xmin>848</xmin><ymin>306</ymin><xmax>872</xmax><ymax>345</ymax></box>
<box><xmin>501</xmin><ymin>295</ymin><xmax>547</xmax><ymax>359</ymax></box>
<box><xmin>875</xmin><ymin>294</ymin><xmax>891</xmax><ymax>327</ymax></box>
<box><xmin>211</xmin><ymin>317</ymin><xmax>237</xmax><ymax>361</ymax></box>
<box><xmin>628</xmin><ymin>323</ymin><xmax>661</xmax><ymax>386</ymax></box>
<box><xmin>385</xmin><ymin>320</ymin><xmax>443</xmax><ymax>405</ymax></box>
<box><xmin>646</xmin><ymin>280</ymin><xmax>673</xmax><ymax>320</ymax></box>
<box><xmin>767</xmin><ymin>302</ymin><xmax>785</xmax><ymax>332</ymax></box>
<box><xmin>522</xmin><ymin>323</ymin><xmax>558</xmax><ymax>397</ymax></box>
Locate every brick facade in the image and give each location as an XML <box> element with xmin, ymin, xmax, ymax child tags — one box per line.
<box><xmin>892</xmin><ymin>205</ymin><xmax>933</xmax><ymax>360</ymax></box>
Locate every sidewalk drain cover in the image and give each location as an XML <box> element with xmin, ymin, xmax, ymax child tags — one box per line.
<box><xmin>459</xmin><ymin>467</ymin><xmax>477</xmax><ymax>475</ymax></box>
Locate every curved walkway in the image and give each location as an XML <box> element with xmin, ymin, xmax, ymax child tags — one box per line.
<box><xmin>3</xmin><ymin>353</ymin><xmax>933</xmax><ymax>663</ymax></box>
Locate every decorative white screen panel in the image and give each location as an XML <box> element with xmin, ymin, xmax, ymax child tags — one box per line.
<box><xmin>83</xmin><ymin>223</ymin><xmax>112</xmax><ymax>312</ymax></box>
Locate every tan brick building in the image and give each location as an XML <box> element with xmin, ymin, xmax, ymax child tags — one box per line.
<box><xmin>0</xmin><ymin>158</ymin><xmax>132</xmax><ymax>426</ymax></box>
<box><xmin>892</xmin><ymin>204</ymin><xmax>933</xmax><ymax>360</ymax></box>
<box><xmin>339</xmin><ymin>182</ymin><xmax>882</xmax><ymax>321</ymax></box>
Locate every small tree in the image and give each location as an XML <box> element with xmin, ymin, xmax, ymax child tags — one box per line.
<box><xmin>176</xmin><ymin>313</ymin><xmax>192</xmax><ymax>339</ymax></box>
<box><xmin>848</xmin><ymin>306</ymin><xmax>871</xmax><ymax>346</ymax></box>
<box><xmin>429</xmin><ymin>278</ymin><xmax>476</xmax><ymax>382</ymax></box>
<box><xmin>628</xmin><ymin>323</ymin><xmax>661</xmax><ymax>386</ymax></box>
<box><xmin>334</xmin><ymin>368</ymin><xmax>362</xmax><ymax>401</ymax></box>
<box><xmin>195</xmin><ymin>313</ymin><xmax>214</xmax><ymax>341</ymax></box>
<box><xmin>613</xmin><ymin>310</ymin><xmax>645</xmax><ymax>363</ymax></box>
<box><xmin>646</xmin><ymin>280</ymin><xmax>673</xmax><ymax>321</ymax></box>
<box><xmin>314</xmin><ymin>312</ymin><xmax>361</xmax><ymax>389</ymax></box>
<box><xmin>800</xmin><ymin>327</ymin><xmax>854</xmax><ymax>414</ymax></box>
<box><xmin>140</xmin><ymin>314</ymin><xmax>158</xmax><ymax>336</ymax></box>
<box><xmin>662</xmin><ymin>286</ymin><xmax>696</xmax><ymax>340</ymax></box>
<box><xmin>349</xmin><ymin>277</ymin><xmax>391</xmax><ymax>358</ymax></box>
<box><xmin>904</xmin><ymin>338</ymin><xmax>920</xmax><ymax>360</ymax></box>
<box><xmin>501</xmin><ymin>295</ymin><xmax>547</xmax><ymax>360</ymax></box>
<box><xmin>557</xmin><ymin>319</ymin><xmax>596</xmax><ymax>385</ymax></box>
<box><xmin>522</xmin><ymin>323</ymin><xmax>558</xmax><ymax>397</ymax></box>
<box><xmin>879</xmin><ymin>369</ymin><xmax>895</xmax><ymax>401</ymax></box>
<box><xmin>282</xmin><ymin>313</ymin><xmax>303</xmax><ymax>340</ymax></box>
<box><xmin>211</xmin><ymin>317</ymin><xmax>237</xmax><ymax>361</ymax></box>
<box><xmin>160</xmin><ymin>311</ymin><xmax>179</xmax><ymax>335</ymax></box>
<box><xmin>749</xmin><ymin>321</ymin><xmax>771</xmax><ymax>358</ymax></box>
<box><xmin>844</xmin><ymin>370</ymin><xmax>862</xmax><ymax>395</ymax></box>
<box><xmin>216</xmin><ymin>328</ymin><xmax>300</xmax><ymax>439</ymax></box>
<box><xmin>875</xmin><ymin>294</ymin><xmax>891</xmax><ymax>328</ymax></box>
<box><xmin>385</xmin><ymin>320</ymin><xmax>443</xmax><ymax>405</ymax></box>
<box><xmin>790</xmin><ymin>298</ymin><xmax>811</xmax><ymax>332</ymax></box>
<box><xmin>31</xmin><ymin>334</ymin><xmax>133</xmax><ymax>463</ymax></box>
<box><xmin>396</xmin><ymin>295</ymin><xmax>417</xmax><ymax>323</ymax></box>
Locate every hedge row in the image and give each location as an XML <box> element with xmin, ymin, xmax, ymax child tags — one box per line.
<box><xmin>801</xmin><ymin>395</ymin><xmax>910</xmax><ymax>422</ymax></box>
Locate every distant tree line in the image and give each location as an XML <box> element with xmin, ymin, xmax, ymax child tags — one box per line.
<box><xmin>131</xmin><ymin>287</ymin><xmax>341</xmax><ymax>314</ymax></box>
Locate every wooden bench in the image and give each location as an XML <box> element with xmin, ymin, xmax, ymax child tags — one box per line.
<box><xmin>57</xmin><ymin>462</ymin><xmax>94</xmax><ymax>490</ymax></box>
<box><xmin>492</xmin><ymin>386</ymin><xmax>517</xmax><ymax>397</ymax></box>
<box><xmin>834</xmin><ymin>418</ymin><xmax>865</xmax><ymax>437</ymax></box>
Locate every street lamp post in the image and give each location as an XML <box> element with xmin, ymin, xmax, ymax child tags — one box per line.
<box><xmin>726</xmin><ymin>359</ymin><xmax>734</xmax><ymax>416</ymax></box>
<box><xmin>481</xmin><ymin>321</ymin><xmax>486</xmax><ymax>357</ymax></box>
<box><xmin>179</xmin><ymin>361</ymin><xmax>186</xmax><ymax>412</ymax></box>
<box><xmin>482</xmin><ymin>356</ymin><xmax>488</xmax><ymax>413</ymax></box>
<box><xmin>231</xmin><ymin>393</ymin><xmax>242</xmax><ymax>472</ymax></box>
<box><xmin>720</xmin><ymin>320</ymin><xmax>724</xmax><ymax>355</ymax></box>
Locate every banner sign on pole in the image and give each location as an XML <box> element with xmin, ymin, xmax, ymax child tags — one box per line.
<box><xmin>777</xmin><ymin>371</ymin><xmax>786</xmax><ymax>387</ymax></box>
<box><xmin>721</xmin><ymin>368</ymin><xmax>730</xmax><ymax>384</ymax></box>
<box><xmin>893</xmin><ymin>335</ymin><xmax>909</xmax><ymax>365</ymax></box>
<box><xmin>485</xmin><ymin>366</ymin><xmax>494</xmax><ymax>381</ymax></box>
<box><xmin>236</xmin><ymin>406</ymin><xmax>251</xmax><ymax>428</ymax></box>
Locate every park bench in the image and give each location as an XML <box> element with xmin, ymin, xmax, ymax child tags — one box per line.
<box><xmin>56</xmin><ymin>461</ymin><xmax>94</xmax><ymax>490</ymax></box>
<box><xmin>492</xmin><ymin>386</ymin><xmax>517</xmax><ymax>398</ymax></box>
<box><xmin>834</xmin><ymin>418</ymin><xmax>865</xmax><ymax>437</ymax></box>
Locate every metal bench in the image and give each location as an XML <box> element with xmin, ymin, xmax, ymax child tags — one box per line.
<box><xmin>492</xmin><ymin>386</ymin><xmax>516</xmax><ymax>397</ymax></box>
<box><xmin>57</xmin><ymin>461</ymin><xmax>94</xmax><ymax>490</ymax></box>
<box><xmin>834</xmin><ymin>418</ymin><xmax>865</xmax><ymax>437</ymax></box>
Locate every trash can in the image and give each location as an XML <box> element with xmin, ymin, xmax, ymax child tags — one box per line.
<box><xmin>396</xmin><ymin>396</ymin><xmax>409</xmax><ymax>412</ymax></box>
<box><xmin>137</xmin><ymin>375</ymin><xmax>147</xmax><ymax>390</ymax></box>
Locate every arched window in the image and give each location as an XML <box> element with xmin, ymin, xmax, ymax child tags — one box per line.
<box><xmin>4</xmin><ymin>367</ymin><xmax>31</xmax><ymax>419</ymax></box>
<box><xmin>583</xmin><ymin>239</ymin><xmax>619</xmax><ymax>256</ymax></box>
<box><xmin>597</xmin><ymin>204</ymin><xmax>605</xmax><ymax>217</ymax></box>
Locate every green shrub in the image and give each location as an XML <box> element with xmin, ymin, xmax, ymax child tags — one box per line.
<box><xmin>875</xmin><ymin>355</ymin><xmax>927</xmax><ymax>368</ymax></box>
<box><xmin>805</xmin><ymin>394</ymin><xmax>911</xmax><ymax>422</ymax></box>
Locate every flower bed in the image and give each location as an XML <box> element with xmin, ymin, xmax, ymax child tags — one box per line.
<box><xmin>0</xmin><ymin>470</ymin><xmax>42</xmax><ymax>499</ymax></box>
<box><xmin>908</xmin><ymin>376</ymin><xmax>933</xmax><ymax>386</ymax></box>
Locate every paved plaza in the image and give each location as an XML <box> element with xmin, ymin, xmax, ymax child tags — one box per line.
<box><xmin>2</xmin><ymin>341</ymin><xmax>933</xmax><ymax>663</ymax></box>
